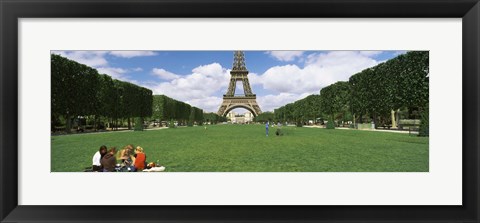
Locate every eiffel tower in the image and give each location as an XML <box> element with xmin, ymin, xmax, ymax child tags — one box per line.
<box><xmin>217</xmin><ymin>51</ymin><xmax>262</xmax><ymax>117</ymax></box>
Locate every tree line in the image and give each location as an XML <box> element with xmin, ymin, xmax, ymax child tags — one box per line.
<box><xmin>51</xmin><ymin>54</ymin><xmax>153</xmax><ymax>133</ymax></box>
<box><xmin>272</xmin><ymin>51</ymin><xmax>429</xmax><ymax>132</ymax></box>
<box><xmin>274</xmin><ymin>94</ymin><xmax>323</xmax><ymax>126</ymax></box>
<box><xmin>349</xmin><ymin>51</ymin><xmax>428</xmax><ymax>126</ymax></box>
<box><xmin>151</xmin><ymin>95</ymin><xmax>204</xmax><ymax>126</ymax></box>
<box><xmin>150</xmin><ymin>95</ymin><xmax>230</xmax><ymax>127</ymax></box>
<box><xmin>203</xmin><ymin>112</ymin><xmax>228</xmax><ymax>124</ymax></box>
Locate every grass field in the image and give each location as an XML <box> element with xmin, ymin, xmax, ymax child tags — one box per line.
<box><xmin>51</xmin><ymin>124</ymin><xmax>429</xmax><ymax>172</ymax></box>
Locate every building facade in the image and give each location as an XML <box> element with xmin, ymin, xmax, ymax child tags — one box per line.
<box><xmin>226</xmin><ymin>111</ymin><xmax>254</xmax><ymax>124</ymax></box>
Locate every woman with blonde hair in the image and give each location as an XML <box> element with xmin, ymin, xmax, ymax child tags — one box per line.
<box><xmin>119</xmin><ymin>144</ymin><xmax>135</xmax><ymax>166</ymax></box>
<box><xmin>133</xmin><ymin>146</ymin><xmax>147</xmax><ymax>171</ymax></box>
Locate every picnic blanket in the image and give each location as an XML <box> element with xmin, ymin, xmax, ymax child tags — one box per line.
<box><xmin>142</xmin><ymin>166</ymin><xmax>166</xmax><ymax>172</ymax></box>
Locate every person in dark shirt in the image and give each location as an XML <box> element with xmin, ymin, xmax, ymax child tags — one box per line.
<box><xmin>101</xmin><ymin>147</ymin><xmax>117</xmax><ymax>172</ymax></box>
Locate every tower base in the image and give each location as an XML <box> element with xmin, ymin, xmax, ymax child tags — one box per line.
<box><xmin>217</xmin><ymin>96</ymin><xmax>262</xmax><ymax>117</ymax></box>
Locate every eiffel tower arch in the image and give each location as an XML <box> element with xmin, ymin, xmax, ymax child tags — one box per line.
<box><xmin>217</xmin><ymin>51</ymin><xmax>262</xmax><ymax>117</ymax></box>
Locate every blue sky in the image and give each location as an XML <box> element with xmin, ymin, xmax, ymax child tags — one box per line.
<box><xmin>51</xmin><ymin>50</ymin><xmax>405</xmax><ymax>113</ymax></box>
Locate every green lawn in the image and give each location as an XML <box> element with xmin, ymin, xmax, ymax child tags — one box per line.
<box><xmin>51</xmin><ymin>124</ymin><xmax>429</xmax><ymax>172</ymax></box>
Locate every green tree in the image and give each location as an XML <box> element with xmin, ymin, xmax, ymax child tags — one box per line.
<box><xmin>305</xmin><ymin>94</ymin><xmax>322</xmax><ymax>124</ymax></box>
<box><xmin>51</xmin><ymin>54</ymin><xmax>101</xmax><ymax>132</ymax></box>
<box><xmin>320</xmin><ymin>81</ymin><xmax>350</xmax><ymax>123</ymax></box>
<box><xmin>51</xmin><ymin>54</ymin><xmax>153</xmax><ymax>133</ymax></box>
<box><xmin>390</xmin><ymin>51</ymin><xmax>429</xmax><ymax>110</ymax></box>
<box><xmin>254</xmin><ymin>112</ymin><xmax>275</xmax><ymax>123</ymax></box>
<box><xmin>418</xmin><ymin>104</ymin><xmax>429</xmax><ymax>137</ymax></box>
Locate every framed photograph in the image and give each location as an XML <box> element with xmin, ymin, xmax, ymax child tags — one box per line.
<box><xmin>1</xmin><ymin>0</ymin><xmax>479</xmax><ymax>222</ymax></box>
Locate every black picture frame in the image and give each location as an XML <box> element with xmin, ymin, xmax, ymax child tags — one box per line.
<box><xmin>1</xmin><ymin>0</ymin><xmax>479</xmax><ymax>222</ymax></box>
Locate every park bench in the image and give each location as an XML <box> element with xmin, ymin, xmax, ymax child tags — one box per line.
<box><xmin>398</xmin><ymin>119</ymin><xmax>420</xmax><ymax>129</ymax></box>
<box><xmin>398</xmin><ymin>119</ymin><xmax>421</xmax><ymax>135</ymax></box>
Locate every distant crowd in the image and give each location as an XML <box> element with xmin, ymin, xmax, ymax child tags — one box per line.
<box><xmin>92</xmin><ymin>144</ymin><xmax>156</xmax><ymax>172</ymax></box>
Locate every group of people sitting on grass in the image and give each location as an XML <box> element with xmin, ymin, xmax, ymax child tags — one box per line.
<box><xmin>92</xmin><ymin>144</ymin><xmax>154</xmax><ymax>172</ymax></box>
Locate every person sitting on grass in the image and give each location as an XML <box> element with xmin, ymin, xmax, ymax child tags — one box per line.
<box><xmin>133</xmin><ymin>146</ymin><xmax>147</xmax><ymax>171</ymax></box>
<box><xmin>92</xmin><ymin>145</ymin><xmax>107</xmax><ymax>172</ymax></box>
<box><xmin>119</xmin><ymin>144</ymin><xmax>135</xmax><ymax>166</ymax></box>
<box><xmin>101</xmin><ymin>147</ymin><xmax>117</xmax><ymax>172</ymax></box>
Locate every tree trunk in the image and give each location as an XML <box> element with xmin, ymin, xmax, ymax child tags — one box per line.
<box><xmin>65</xmin><ymin>114</ymin><xmax>71</xmax><ymax>134</ymax></box>
<box><xmin>353</xmin><ymin>114</ymin><xmax>356</xmax><ymax>127</ymax></box>
<box><xmin>93</xmin><ymin>115</ymin><xmax>97</xmax><ymax>131</ymax></box>
<box><xmin>128</xmin><ymin>117</ymin><xmax>131</xmax><ymax>130</ymax></box>
<box><xmin>391</xmin><ymin>110</ymin><xmax>397</xmax><ymax>128</ymax></box>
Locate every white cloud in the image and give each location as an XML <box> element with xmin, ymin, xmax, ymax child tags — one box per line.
<box><xmin>109</xmin><ymin>51</ymin><xmax>157</xmax><ymax>58</ymax></box>
<box><xmin>186</xmin><ymin>96</ymin><xmax>223</xmax><ymax>113</ymax></box>
<box><xmin>258</xmin><ymin>51</ymin><xmax>380</xmax><ymax>94</ymax></box>
<box><xmin>51</xmin><ymin>51</ymin><xmax>149</xmax><ymax>84</ymax></box>
<box><xmin>258</xmin><ymin>92</ymin><xmax>312</xmax><ymax>112</ymax></box>
<box><xmin>51</xmin><ymin>51</ymin><xmax>109</xmax><ymax>67</ymax></box>
<box><xmin>266</xmin><ymin>51</ymin><xmax>304</xmax><ymax>62</ymax></box>
<box><xmin>192</xmin><ymin>63</ymin><xmax>227</xmax><ymax>78</ymax></box>
<box><xmin>152</xmin><ymin>68</ymin><xmax>180</xmax><ymax>80</ymax></box>
<box><xmin>247</xmin><ymin>72</ymin><xmax>262</xmax><ymax>86</ymax></box>
<box><xmin>96</xmin><ymin>67</ymin><xmax>127</xmax><ymax>78</ymax></box>
<box><xmin>143</xmin><ymin>63</ymin><xmax>230</xmax><ymax>111</ymax></box>
<box><xmin>96</xmin><ymin>67</ymin><xmax>140</xmax><ymax>84</ymax></box>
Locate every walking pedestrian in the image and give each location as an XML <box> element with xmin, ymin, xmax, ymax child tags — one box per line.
<box><xmin>266</xmin><ymin>121</ymin><xmax>269</xmax><ymax>136</ymax></box>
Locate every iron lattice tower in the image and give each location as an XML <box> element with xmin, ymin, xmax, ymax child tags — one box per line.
<box><xmin>217</xmin><ymin>51</ymin><xmax>262</xmax><ymax>117</ymax></box>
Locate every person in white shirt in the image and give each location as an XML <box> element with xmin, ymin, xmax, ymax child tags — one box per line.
<box><xmin>92</xmin><ymin>145</ymin><xmax>107</xmax><ymax>171</ymax></box>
